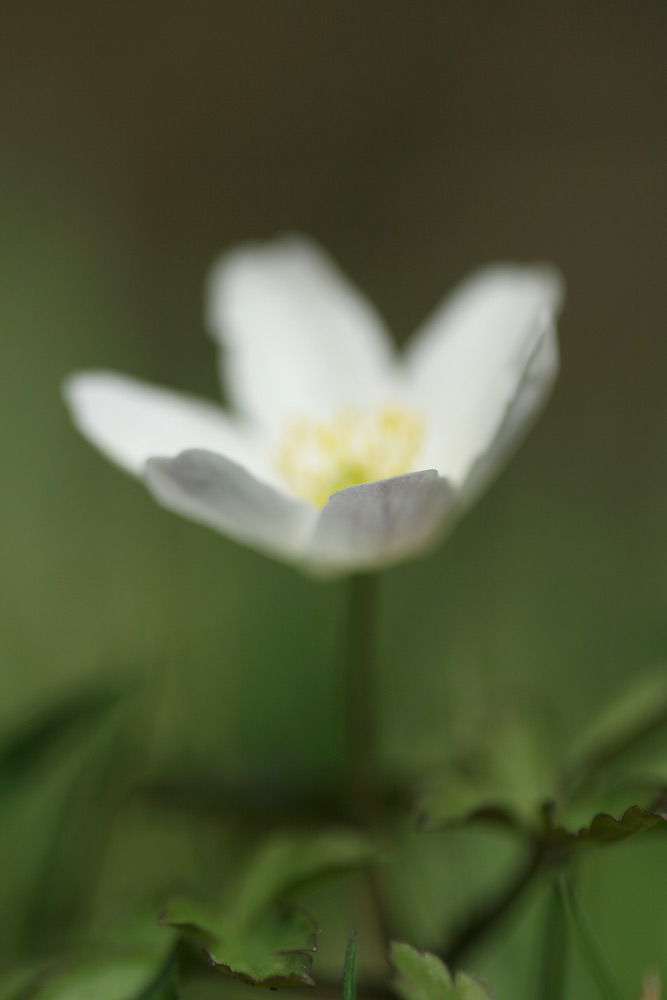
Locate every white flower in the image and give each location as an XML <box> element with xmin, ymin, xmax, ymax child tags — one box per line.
<box><xmin>64</xmin><ymin>235</ymin><xmax>563</xmax><ymax>576</ymax></box>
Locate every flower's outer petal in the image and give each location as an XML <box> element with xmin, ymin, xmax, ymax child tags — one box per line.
<box><xmin>306</xmin><ymin>470</ymin><xmax>456</xmax><ymax>574</ymax></box>
<box><xmin>145</xmin><ymin>450</ymin><xmax>318</xmax><ymax>562</ymax></box>
<box><xmin>206</xmin><ymin>234</ymin><xmax>396</xmax><ymax>434</ymax></box>
<box><xmin>64</xmin><ymin>371</ymin><xmax>270</xmax><ymax>481</ymax></box>
<box><xmin>405</xmin><ymin>266</ymin><xmax>563</xmax><ymax>484</ymax></box>
<box><xmin>461</xmin><ymin>319</ymin><xmax>559</xmax><ymax>503</ymax></box>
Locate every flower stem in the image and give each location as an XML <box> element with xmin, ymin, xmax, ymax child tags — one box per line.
<box><xmin>344</xmin><ymin>572</ymin><xmax>381</xmax><ymax>818</ymax></box>
<box><xmin>443</xmin><ymin>844</ymin><xmax>544</xmax><ymax>968</ymax></box>
<box><xmin>538</xmin><ymin>878</ymin><xmax>569</xmax><ymax>1000</ymax></box>
<box><xmin>343</xmin><ymin>573</ymin><xmax>396</xmax><ymax>949</ymax></box>
<box><xmin>558</xmin><ymin>874</ymin><xmax>626</xmax><ymax>1000</ymax></box>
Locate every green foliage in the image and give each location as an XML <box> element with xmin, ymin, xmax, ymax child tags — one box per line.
<box><xmin>341</xmin><ymin>931</ymin><xmax>357</xmax><ymax>1000</ymax></box>
<box><xmin>557</xmin><ymin>877</ymin><xmax>625</xmax><ymax>1000</ymax></box>
<box><xmin>219</xmin><ymin>828</ymin><xmax>383</xmax><ymax>925</ymax></box>
<box><xmin>0</xmin><ymin>684</ymin><xmax>126</xmax><ymax>793</ymax></box>
<box><xmin>0</xmin><ymin>947</ymin><xmax>178</xmax><ymax>1000</ymax></box>
<box><xmin>565</xmin><ymin>668</ymin><xmax>667</xmax><ymax>794</ymax></box>
<box><xmin>161</xmin><ymin>829</ymin><xmax>380</xmax><ymax>988</ymax></box>
<box><xmin>160</xmin><ymin>896</ymin><xmax>319</xmax><ymax>988</ymax></box>
<box><xmin>135</xmin><ymin>947</ymin><xmax>180</xmax><ymax>1000</ymax></box>
<box><xmin>3</xmin><ymin>960</ymin><xmax>153</xmax><ymax>1000</ymax></box>
<box><xmin>418</xmin><ymin>719</ymin><xmax>556</xmax><ymax>835</ymax></box>
<box><xmin>419</xmin><ymin>670</ymin><xmax>667</xmax><ymax>855</ymax></box>
<box><xmin>542</xmin><ymin>801</ymin><xmax>667</xmax><ymax>846</ymax></box>
<box><xmin>390</xmin><ymin>942</ymin><xmax>493</xmax><ymax>1000</ymax></box>
<box><xmin>537</xmin><ymin>882</ymin><xmax>568</xmax><ymax>1000</ymax></box>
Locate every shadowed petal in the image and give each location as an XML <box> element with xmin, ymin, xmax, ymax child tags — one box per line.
<box><xmin>64</xmin><ymin>371</ymin><xmax>269</xmax><ymax>480</ymax></box>
<box><xmin>206</xmin><ymin>235</ymin><xmax>396</xmax><ymax>435</ymax></box>
<box><xmin>145</xmin><ymin>449</ymin><xmax>318</xmax><ymax>562</ymax></box>
<box><xmin>307</xmin><ymin>470</ymin><xmax>456</xmax><ymax>574</ymax></box>
<box><xmin>405</xmin><ymin>266</ymin><xmax>563</xmax><ymax>484</ymax></box>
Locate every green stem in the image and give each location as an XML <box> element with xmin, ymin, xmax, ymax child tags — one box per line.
<box><xmin>343</xmin><ymin>573</ymin><xmax>396</xmax><ymax>949</ymax></box>
<box><xmin>558</xmin><ymin>875</ymin><xmax>626</xmax><ymax>1000</ymax></box>
<box><xmin>444</xmin><ymin>844</ymin><xmax>544</xmax><ymax>968</ymax></box>
<box><xmin>342</xmin><ymin>930</ymin><xmax>358</xmax><ymax>1000</ymax></box>
<box><xmin>344</xmin><ymin>572</ymin><xmax>381</xmax><ymax>815</ymax></box>
<box><xmin>539</xmin><ymin>878</ymin><xmax>568</xmax><ymax>1000</ymax></box>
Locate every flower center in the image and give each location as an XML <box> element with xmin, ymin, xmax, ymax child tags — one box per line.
<box><xmin>275</xmin><ymin>404</ymin><xmax>425</xmax><ymax>507</ymax></box>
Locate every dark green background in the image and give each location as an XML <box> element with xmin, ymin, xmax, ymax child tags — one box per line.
<box><xmin>1</xmin><ymin>3</ymin><xmax>666</xmax><ymax>997</ymax></box>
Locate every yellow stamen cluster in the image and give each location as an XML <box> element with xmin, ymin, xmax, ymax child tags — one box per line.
<box><xmin>275</xmin><ymin>404</ymin><xmax>425</xmax><ymax>508</ymax></box>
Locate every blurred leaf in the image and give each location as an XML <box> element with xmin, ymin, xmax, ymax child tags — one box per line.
<box><xmin>390</xmin><ymin>942</ymin><xmax>494</xmax><ymax>1000</ymax></box>
<box><xmin>0</xmin><ymin>921</ymin><xmax>178</xmax><ymax>1000</ymax></box>
<box><xmin>160</xmin><ymin>896</ymin><xmax>318</xmax><ymax>988</ymax></box>
<box><xmin>419</xmin><ymin>771</ymin><xmax>528</xmax><ymax>834</ymax></box>
<box><xmin>135</xmin><ymin>944</ymin><xmax>180</xmax><ymax>1000</ymax></box>
<box><xmin>419</xmin><ymin>721</ymin><xmax>555</xmax><ymax>835</ymax></box>
<box><xmin>342</xmin><ymin>931</ymin><xmax>357</xmax><ymax>1000</ymax></box>
<box><xmin>161</xmin><ymin>829</ymin><xmax>380</xmax><ymax>988</ymax></box>
<box><xmin>565</xmin><ymin>669</ymin><xmax>667</xmax><ymax>795</ymax></box>
<box><xmin>0</xmin><ymin>956</ymin><xmax>173</xmax><ymax>1000</ymax></box>
<box><xmin>0</xmin><ymin>683</ymin><xmax>126</xmax><ymax>791</ymax></box>
<box><xmin>419</xmin><ymin>693</ymin><xmax>667</xmax><ymax>858</ymax></box>
<box><xmin>228</xmin><ymin>828</ymin><xmax>383</xmax><ymax>925</ymax></box>
<box><xmin>542</xmin><ymin>800</ymin><xmax>667</xmax><ymax>847</ymax></box>
<box><xmin>0</xmin><ymin>963</ymin><xmax>53</xmax><ymax>1000</ymax></box>
<box><xmin>138</xmin><ymin>975</ymin><xmax>179</xmax><ymax>1000</ymax></box>
<box><xmin>0</xmin><ymin>914</ymin><xmax>180</xmax><ymax>1000</ymax></box>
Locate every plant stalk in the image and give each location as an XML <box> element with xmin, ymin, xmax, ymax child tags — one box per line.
<box><xmin>558</xmin><ymin>875</ymin><xmax>626</xmax><ymax>1000</ymax></box>
<box><xmin>443</xmin><ymin>845</ymin><xmax>544</xmax><ymax>968</ymax></box>
<box><xmin>539</xmin><ymin>877</ymin><xmax>569</xmax><ymax>1000</ymax></box>
<box><xmin>344</xmin><ymin>572</ymin><xmax>381</xmax><ymax>817</ymax></box>
<box><xmin>343</xmin><ymin>572</ymin><xmax>397</xmax><ymax>948</ymax></box>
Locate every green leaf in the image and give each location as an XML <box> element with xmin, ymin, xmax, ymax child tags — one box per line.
<box><xmin>160</xmin><ymin>896</ymin><xmax>319</xmax><ymax>988</ymax></box>
<box><xmin>135</xmin><ymin>945</ymin><xmax>180</xmax><ymax>1000</ymax></box>
<box><xmin>542</xmin><ymin>800</ymin><xmax>667</xmax><ymax>846</ymax></box>
<box><xmin>161</xmin><ymin>829</ymin><xmax>380</xmax><ymax>988</ymax></box>
<box><xmin>0</xmin><ymin>956</ymin><xmax>175</xmax><ymax>1000</ymax></box>
<box><xmin>565</xmin><ymin>669</ymin><xmax>667</xmax><ymax>795</ymax></box>
<box><xmin>0</xmin><ymin>683</ymin><xmax>126</xmax><ymax>791</ymax></box>
<box><xmin>390</xmin><ymin>942</ymin><xmax>494</xmax><ymax>1000</ymax></box>
<box><xmin>0</xmin><ymin>922</ymin><xmax>179</xmax><ymax>1000</ymax></box>
<box><xmin>342</xmin><ymin>931</ymin><xmax>357</xmax><ymax>1000</ymax></box>
<box><xmin>419</xmin><ymin>721</ymin><xmax>555</xmax><ymax>835</ymax></box>
<box><xmin>228</xmin><ymin>829</ymin><xmax>383</xmax><ymax>928</ymax></box>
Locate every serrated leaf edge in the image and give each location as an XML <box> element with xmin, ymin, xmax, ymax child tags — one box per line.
<box><xmin>542</xmin><ymin>801</ymin><xmax>667</xmax><ymax>843</ymax></box>
<box><xmin>202</xmin><ymin>906</ymin><xmax>322</xmax><ymax>989</ymax></box>
<box><xmin>389</xmin><ymin>942</ymin><xmax>494</xmax><ymax>999</ymax></box>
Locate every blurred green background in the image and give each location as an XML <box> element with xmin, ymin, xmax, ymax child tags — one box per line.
<box><xmin>1</xmin><ymin>3</ymin><xmax>667</xmax><ymax>998</ymax></box>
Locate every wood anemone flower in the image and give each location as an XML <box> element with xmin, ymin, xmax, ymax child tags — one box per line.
<box><xmin>64</xmin><ymin>235</ymin><xmax>563</xmax><ymax>575</ymax></box>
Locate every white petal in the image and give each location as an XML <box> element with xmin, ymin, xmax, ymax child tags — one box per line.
<box><xmin>405</xmin><ymin>266</ymin><xmax>564</xmax><ymax>484</ymax></box>
<box><xmin>64</xmin><ymin>371</ymin><xmax>268</xmax><ymax>480</ymax></box>
<box><xmin>306</xmin><ymin>470</ymin><xmax>455</xmax><ymax>574</ymax></box>
<box><xmin>206</xmin><ymin>235</ymin><xmax>396</xmax><ymax>435</ymax></box>
<box><xmin>461</xmin><ymin>321</ymin><xmax>559</xmax><ymax>502</ymax></box>
<box><xmin>145</xmin><ymin>450</ymin><xmax>318</xmax><ymax>562</ymax></box>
